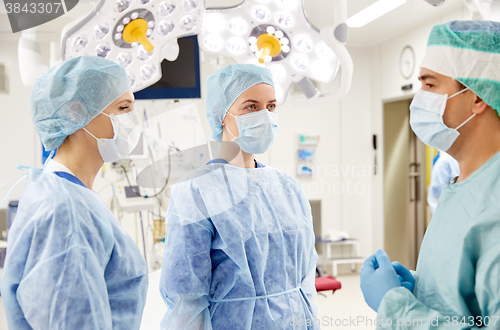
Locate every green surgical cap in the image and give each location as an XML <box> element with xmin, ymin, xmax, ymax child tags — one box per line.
<box><xmin>31</xmin><ymin>56</ymin><xmax>130</xmax><ymax>151</ymax></box>
<box><xmin>421</xmin><ymin>20</ymin><xmax>500</xmax><ymax>113</ymax></box>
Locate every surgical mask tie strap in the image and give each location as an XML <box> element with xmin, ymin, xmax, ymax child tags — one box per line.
<box><xmin>448</xmin><ymin>87</ymin><xmax>470</xmax><ymax>99</ymax></box>
<box><xmin>42</xmin><ymin>149</ymin><xmax>55</xmax><ymax>170</ymax></box>
<box><xmin>100</xmin><ymin>112</ymin><xmax>113</xmax><ymax>119</ymax></box>
<box><xmin>224</xmin><ymin>111</ymin><xmax>237</xmax><ymax>139</ymax></box>
<box><xmin>224</xmin><ymin>125</ymin><xmax>237</xmax><ymax>139</ymax></box>
<box><xmin>83</xmin><ymin>127</ymin><xmax>99</xmax><ymax>141</ymax></box>
<box><xmin>455</xmin><ymin>113</ymin><xmax>476</xmax><ymax>131</ymax></box>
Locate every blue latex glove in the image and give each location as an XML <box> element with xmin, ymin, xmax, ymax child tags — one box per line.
<box><xmin>360</xmin><ymin>250</ymin><xmax>401</xmax><ymax>312</ymax></box>
<box><xmin>392</xmin><ymin>261</ymin><xmax>415</xmax><ymax>292</ymax></box>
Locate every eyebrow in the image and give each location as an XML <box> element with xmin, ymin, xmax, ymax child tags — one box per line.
<box><xmin>118</xmin><ymin>99</ymin><xmax>134</xmax><ymax>105</ymax></box>
<box><xmin>418</xmin><ymin>74</ymin><xmax>437</xmax><ymax>81</ymax></box>
<box><xmin>242</xmin><ymin>99</ymin><xmax>259</xmax><ymax>104</ymax></box>
<box><xmin>242</xmin><ymin>99</ymin><xmax>277</xmax><ymax>104</ymax></box>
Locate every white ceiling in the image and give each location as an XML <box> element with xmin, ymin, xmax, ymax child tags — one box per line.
<box><xmin>0</xmin><ymin>0</ymin><xmax>469</xmax><ymax>46</ymax></box>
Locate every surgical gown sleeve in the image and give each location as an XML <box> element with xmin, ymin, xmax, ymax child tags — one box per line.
<box><xmin>376</xmin><ymin>243</ymin><xmax>500</xmax><ymax>329</ymax></box>
<box><xmin>160</xmin><ymin>182</ymin><xmax>214</xmax><ymax>330</ymax></box>
<box><xmin>295</xmin><ymin>180</ymin><xmax>319</xmax><ymax>315</ymax></box>
<box><xmin>1</xmin><ymin>195</ymin><xmax>115</xmax><ymax>329</ymax></box>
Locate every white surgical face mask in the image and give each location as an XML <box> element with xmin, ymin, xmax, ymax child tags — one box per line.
<box><xmin>409</xmin><ymin>87</ymin><xmax>475</xmax><ymax>152</ymax></box>
<box><xmin>225</xmin><ymin>109</ymin><xmax>279</xmax><ymax>154</ymax></box>
<box><xmin>84</xmin><ymin>110</ymin><xmax>142</xmax><ymax>162</ymax></box>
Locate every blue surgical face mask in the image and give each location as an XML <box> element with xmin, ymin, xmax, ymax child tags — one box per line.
<box><xmin>225</xmin><ymin>109</ymin><xmax>279</xmax><ymax>154</ymax></box>
<box><xmin>409</xmin><ymin>87</ymin><xmax>475</xmax><ymax>152</ymax></box>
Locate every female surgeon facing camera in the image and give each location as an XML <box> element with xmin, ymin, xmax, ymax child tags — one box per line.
<box><xmin>0</xmin><ymin>56</ymin><xmax>148</xmax><ymax>329</ymax></box>
<box><xmin>160</xmin><ymin>64</ymin><xmax>319</xmax><ymax>329</ymax></box>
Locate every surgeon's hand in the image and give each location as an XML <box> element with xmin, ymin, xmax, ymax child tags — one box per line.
<box><xmin>360</xmin><ymin>250</ymin><xmax>401</xmax><ymax>312</ymax></box>
<box><xmin>392</xmin><ymin>261</ymin><xmax>415</xmax><ymax>293</ymax></box>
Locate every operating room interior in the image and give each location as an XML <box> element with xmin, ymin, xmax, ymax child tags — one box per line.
<box><xmin>1</xmin><ymin>0</ymin><xmax>499</xmax><ymax>328</ymax></box>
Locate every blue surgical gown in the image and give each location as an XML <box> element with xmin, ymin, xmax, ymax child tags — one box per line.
<box><xmin>160</xmin><ymin>161</ymin><xmax>319</xmax><ymax>329</ymax></box>
<box><xmin>377</xmin><ymin>151</ymin><xmax>500</xmax><ymax>329</ymax></box>
<box><xmin>0</xmin><ymin>168</ymin><xmax>148</xmax><ymax>329</ymax></box>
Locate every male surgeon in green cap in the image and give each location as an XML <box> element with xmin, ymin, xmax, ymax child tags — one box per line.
<box><xmin>360</xmin><ymin>20</ymin><xmax>500</xmax><ymax>329</ymax></box>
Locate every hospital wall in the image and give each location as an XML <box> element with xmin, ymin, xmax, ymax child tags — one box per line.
<box><xmin>0</xmin><ymin>37</ymin><xmax>44</xmax><ymax>208</ymax></box>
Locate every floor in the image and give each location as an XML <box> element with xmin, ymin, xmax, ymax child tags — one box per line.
<box><xmin>0</xmin><ymin>269</ymin><xmax>376</xmax><ymax>330</ymax></box>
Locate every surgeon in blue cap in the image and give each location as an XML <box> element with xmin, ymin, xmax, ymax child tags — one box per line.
<box><xmin>1</xmin><ymin>56</ymin><xmax>148</xmax><ymax>329</ymax></box>
<box><xmin>159</xmin><ymin>64</ymin><xmax>319</xmax><ymax>329</ymax></box>
<box><xmin>360</xmin><ymin>21</ymin><xmax>500</xmax><ymax>329</ymax></box>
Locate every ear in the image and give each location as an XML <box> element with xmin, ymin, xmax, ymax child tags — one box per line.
<box><xmin>472</xmin><ymin>94</ymin><xmax>489</xmax><ymax>115</ymax></box>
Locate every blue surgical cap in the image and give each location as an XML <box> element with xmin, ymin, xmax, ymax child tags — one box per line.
<box><xmin>421</xmin><ymin>20</ymin><xmax>500</xmax><ymax>112</ymax></box>
<box><xmin>206</xmin><ymin>64</ymin><xmax>274</xmax><ymax>141</ymax></box>
<box><xmin>31</xmin><ymin>56</ymin><xmax>130</xmax><ymax>151</ymax></box>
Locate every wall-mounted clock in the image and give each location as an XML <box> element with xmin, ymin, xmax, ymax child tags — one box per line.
<box><xmin>400</xmin><ymin>46</ymin><xmax>416</xmax><ymax>80</ymax></box>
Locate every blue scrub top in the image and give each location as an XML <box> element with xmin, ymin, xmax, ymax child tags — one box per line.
<box><xmin>54</xmin><ymin>171</ymin><xmax>86</xmax><ymax>188</ymax></box>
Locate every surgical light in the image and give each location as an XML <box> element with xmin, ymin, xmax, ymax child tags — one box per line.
<box><xmin>276</xmin><ymin>0</ymin><xmax>299</xmax><ymax>11</ymax></box>
<box><xmin>62</xmin><ymin>0</ymin><xmax>204</xmax><ymax>92</ymax></box>
<box><xmin>275</xmin><ymin>11</ymin><xmax>295</xmax><ymax>28</ymax></box>
<box><xmin>117</xmin><ymin>52</ymin><xmax>133</xmax><ymax>67</ymax></box>
<box><xmin>290</xmin><ymin>53</ymin><xmax>309</xmax><ymax>71</ymax></box>
<box><xmin>226</xmin><ymin>37</ymin><xmax>247</xmax><ymax>55</ymax></box>
<box><xmin>293</xmin><ymin>34</ymin><xmax>313</xmax><ymax>52</ymax></box>
<box><xmin>315</xmin><ymin>41</ymin><xmax>334</xmax><ymax>61</ymax></box>
<box><xmin>251</xmin><ymin>5</ymin><xmax>272</xmax><ymax>21</ymax></box>
<box><xmin>157</xmin><ymin>20</ymin><xmax>174</xmax><ymax>36</ymax></box>
<box><xmin>198</xmin><ymin>0</ymin><xmax>345</xmax><ymax>105</ymax></box>
<box><xmin>158</xmin><ymin>1</ymin><xmax>176</xmax><ymax>17</ymax></box>
<box><xmin>203</xmin><ymin>33</ymin><xmax>223</xmax><ymax>52</ymax></box>
<box><xmin>228</xmin><ymin>17</ymin><xmax>248</xmax><ymax>35</ymax></box>
<box><xmin>204</xmin><ymin>13</ymin><xmax>226</xmax><ymax>33</ymax></box>
<box><xmin>137</xmin><ymin>45</ymin><xmax>154</xmax><ymax>60</ymax></box>
<box><xmin>269</xmin><ymin>64</ymin><xmax>287</xmax><ymax>83</ymax></box>
<box><xmin>94</xmin><ymin>23</ymin><xmax>110</xmax><ymax>41</ymax></box>
<box><xmin>72</xmin><ymin>35</ymin><xmax>88</xmax><ymax>52</ymax></box>
<box><xmin>311</xmin><ymin>60</ymin><xmax>334</xmax><ymax>83</ymax></box>
<box><xmin>114</xmin><ymin>0</ymin><xmax>131</xmax><ymax>13</ymax></box>
<box><xmin>140</xmin><ymin>64</ymin><xmax>156</xmax><ymax>80</ymax></box>
<box><xmin>181</xmin><ymin>0</ymin><xmax>198</xmax><ymax>12</ymax></box>
<box><xmin>180</xmin><ymin>15</ymin><xmax>197</xmax><ymax>30</ymax></box>
<box><xmin>96</xmin><ymin>43</ymin><xmax>111</xmax><ymax>58</ymax></box>
<box><xmin>127</xmin><ymin>72</ymin><xmax>136</xmax><ymax>85</ymax></box>
<box><xmin>347</xmin><ymin>0</ymin><xmax>407</xmax><ymax>28</ymax></box>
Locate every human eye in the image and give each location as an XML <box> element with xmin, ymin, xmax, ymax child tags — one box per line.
<box><xmin>267</xmin><ymin>104</ymin><xmax>276</xmax><ymax>111</ymax></box>
<box><xmin>245</xmin><ymin>104</ymin><xmax>257</xmax><ymax>111</ymax></box>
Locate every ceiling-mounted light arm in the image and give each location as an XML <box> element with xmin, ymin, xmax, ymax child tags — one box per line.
<box><xmin>293</xmin><ymin>75</ymin><xmax>320</xmax><ymax>99</ymax></box>
<box><xmin>463</xmin><ymin>0</ymin><xmax>492</xmax><ymax>20</ymax></box>
<box><xmin>319</xmin><ymin>0</ymin><xmax>353</xmax><ymax>102</ymax></box>
<box><xmin>18</xmin><ymin>27</ymin><xmax>49</xmax><ymax>88</ymax></box>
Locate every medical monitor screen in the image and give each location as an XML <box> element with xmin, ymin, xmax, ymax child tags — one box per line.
<box><xmin>134</xmin><ymin>35</ymin><xmax>201</xmax><ymax>99</ymax></box>
<box><xmin>125</xmin><ymin>186</ymin><xmax>141</xmax><ymax>199</ymax></box>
